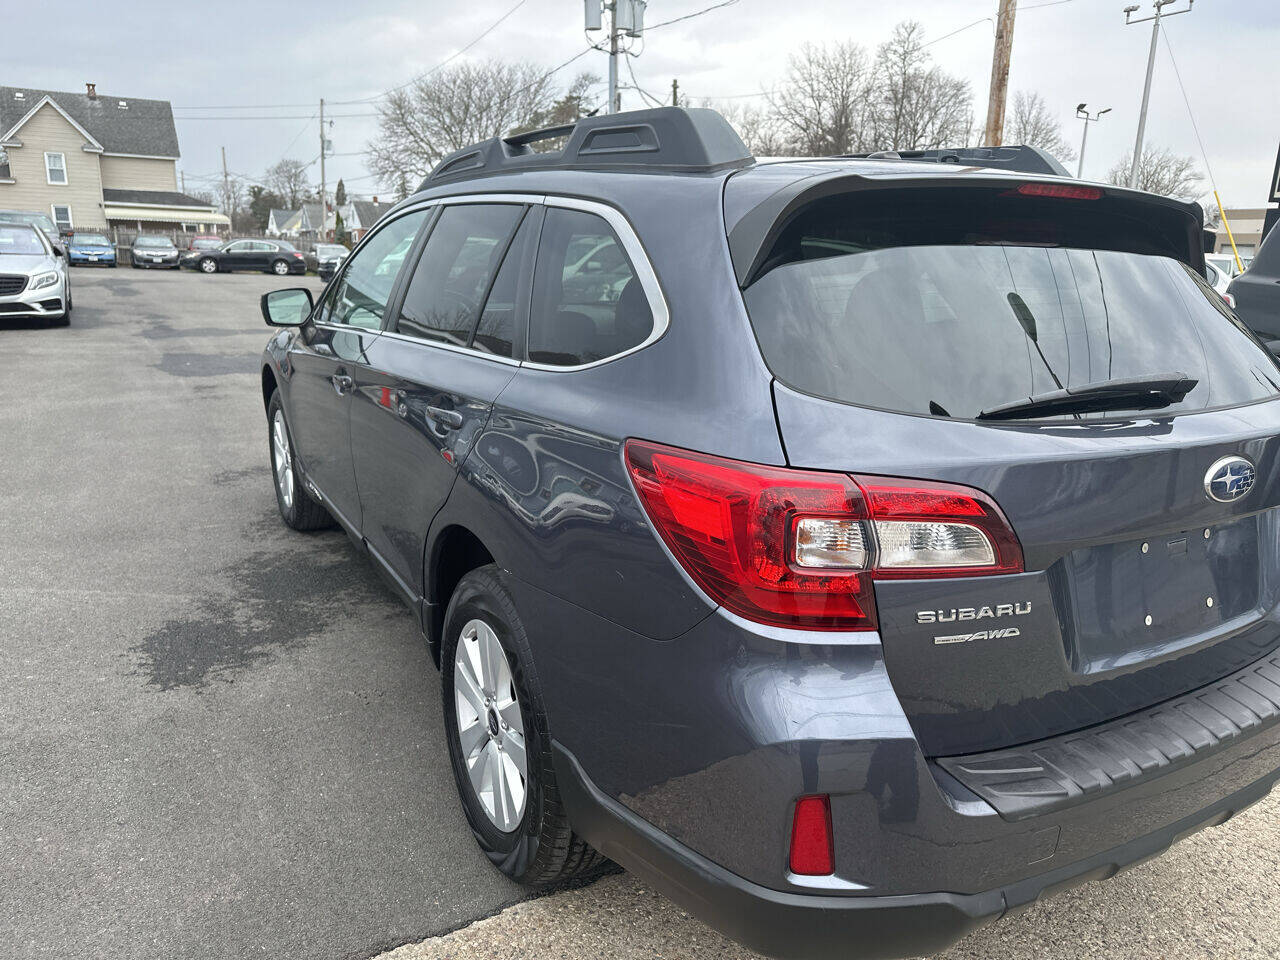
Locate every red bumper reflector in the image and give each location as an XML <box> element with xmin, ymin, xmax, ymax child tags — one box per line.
<box><xmin>789</xmin><ymin>794</ymin><xmax>834</xmax><ymax>876</ymax></box>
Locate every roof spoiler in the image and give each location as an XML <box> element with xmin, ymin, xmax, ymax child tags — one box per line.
<box><xmin>422</xmin><ymin>107</ymin><xmax>754</xmax><ymax>188</ymax></box>
<box><xmin>843</xmin><ymin>145</ymin><xmax>1071</xmax><ymax>178</ymax></box>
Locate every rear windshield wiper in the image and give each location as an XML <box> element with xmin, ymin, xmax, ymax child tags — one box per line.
<box><xmin>976</xmin><ymin>373</ymin><xmax>1199</xmax><ymax>421</ymax></box>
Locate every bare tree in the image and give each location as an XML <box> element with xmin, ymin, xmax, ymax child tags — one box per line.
<box><xmin>767</xmin><ymin>41</ymin><xmax>874</xmax><ymax>155</ymax></box>
<box><xmin>367</xmin><ymin>60</ymin><xmax>561</xmax><ymax>186</ymax></box>
<box><xmin>217</xmin><ymin>175</ymin><xmax>247</xmax><ymax>220</ymax></box>
<box><xmin>870</xmin><ymin>21</ymin><xmax>973</xmax><ymax>151</ymax></box>
<box><xmin>1006</xmin><ymin>91</ymin><xmax>1076</xmax><ymax>163</ymax></box>
<box><xmin>1106</xmin><ymin>145</ymin><xmax>1204</xmax><ymax>199</ymax></box>
<box><xmin>703</xmin><ymin>99</ymin><xmax>789</xmax><ymax>156</ymax></box>
<box><xmin>265</xmin><ymin>158</ymin><xmax>313</xmax><ymax>209</ymax></box>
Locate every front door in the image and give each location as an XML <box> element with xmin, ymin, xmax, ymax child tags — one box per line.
<box><xmin>351</xmin><ymin>202</ymin><xmax>537</xmax><ymax>597</ymax></box>
<box><xmin>284</xmin><ymin>208</ymin><xmax>430</xmax><ymax>529</ymax></box>
<box><xmin>222</xmin><ymin>240</ymin><xmax>254</xmax><ymax>271</ymax></box>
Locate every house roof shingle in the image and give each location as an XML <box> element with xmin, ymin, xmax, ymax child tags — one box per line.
<box><xmin>0</xmin><ymin>86</ymin><xmax>180</xmax><ymax>158</ymax></box>
<box><xmin>350</xmin><ymin>200</ymin><xmax>391</xmax><ymax>228</ymax></box>
<box><xmin>102</xmin><ymin>188</ymin><xmax>216</xmax><ymax>209</ymax></box>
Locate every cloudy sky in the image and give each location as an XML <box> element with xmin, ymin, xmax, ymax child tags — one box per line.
<box><xmin>11</xmin><ymin>0</ymin><xmax>1277</xmax><ymax>208</ymax></box>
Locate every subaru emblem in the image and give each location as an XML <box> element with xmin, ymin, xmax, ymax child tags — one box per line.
<box><xmin>1204</xmin><ymin>456</ymin><xmax>1256</xmax><ymax>503</ymax></box>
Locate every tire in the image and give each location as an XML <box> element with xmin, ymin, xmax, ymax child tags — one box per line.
<box><xmin>270</xmin><ymin>259</ymin><xmax>290</xmax><ymax>276</ymax></box>
<box><xmin>200</xmin><ymin>257</ymin><xmax>218</xmax><ymax>274</ymax></box>
<box><xmin>267</xmin><ymin>390</ymin><xmax>333</xmax><ymax>531</ymax></box>
<box><xmin>442</xmin><ymin>566</ymin><xmax>607</xmax><ymax>886</ymax></box>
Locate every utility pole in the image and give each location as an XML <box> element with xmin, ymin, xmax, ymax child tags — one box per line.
<box><xmin>983</xmin><ymin>0</ymin><xmax>1018</xmax><ymax>147</ymax></box>
<box><xmin>609</xmin><ymin>14</ymin><xmax>619</xmax><ymax>113</ymax></box>
<box><xmin>220</xmin><ymin>146</ymin><xmax>230</xmax><ymax>217</ymax></box>
<box><xmin>319</xmin><ymin>98</ymin><xmax>327</xmax><ymax>241</ymax></box>
<box><xmin>180</xmin><ymin>170</ymin><xmax>185</xmax><ymax>194</ymax></box>
<box><xmin>1074</xmin><ymin>104</ymin><xmax>1111</xmax><ymax>178</ymax></box>
<box><xmin>588</xmin><ymin>0</ymin><xmax>643</xmax><ymax>114</ymax></box>
<box><xmin>671</xmin><ymin>79</ymin><xmax>679</xmax><ymax>107</ymax></box>
<box><xmin>1123</xmin><ymin>0</ymin><xmax>1194</xmax><ymax>188</ymax></box>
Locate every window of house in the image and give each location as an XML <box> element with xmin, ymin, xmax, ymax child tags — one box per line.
<box><xmin>0</xmin><ymin>147</ymin><xmax>11</xmax><ymax>180</ymax></box>
<box><xmin>50</xmin><ymin>205</ymin><xmax>72</xmax><ymax>232</ymax></box>
<box><xmin>45</xmin><ymin>152</ymin><xmax>67</xmax><ymax>185</ymax></box>
<box><xmin>527</xmin><ymin>208</ymin><xmax>653</xmax><ymax>366</ymax></box>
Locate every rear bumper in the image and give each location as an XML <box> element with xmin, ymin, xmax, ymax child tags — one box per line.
<box><xmin>507</xmin><ymin>576</ymin><xmax>1280</xmax><ymax>959</ymax></box>
<box><xmin>555</xmin><ymin>740</ymin><xmax>1277</xmax><ymax>960</ymax></box>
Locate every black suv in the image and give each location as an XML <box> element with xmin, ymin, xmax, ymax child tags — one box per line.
<box><xmin>258</xmin><ymin>108</ymin><xmax>1280</xmax><ymax>960</ymax></box>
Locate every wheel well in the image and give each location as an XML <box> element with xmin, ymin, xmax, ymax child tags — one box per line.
<box><xmin>428</xmin><ymin>525</ymin><xmax>495</xmax><ymax>665</ymax></box>
<box><xmin>261</xmin><ymin>365</ymin><xmax>278</xmax><ymax>411</ymax></box>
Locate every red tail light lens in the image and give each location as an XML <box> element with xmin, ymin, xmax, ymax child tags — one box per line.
<box><xmin>625</xmin><ymin>440</ymin><xmax>876</xmax><ymax>630</ymax></box>
<box><xmin>1013</xmin><ymin>182</ymin><xmax>1103</xmax><ymax>200</ymax></box>
<box><xmin>625</xmin><ymin>440</ymin><xmax>1023</xmax><ymax>631</ymax></box>
<box><xmin>789</xmin><ymin>795</ymin><xmax>834</xmax><ymax>876</ymax></box>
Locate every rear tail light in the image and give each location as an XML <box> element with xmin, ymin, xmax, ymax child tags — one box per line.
<box><xmin>1012</xmin><ymin>182</ymin><xmax>1103</xmax><ymax>200</ymax></box>
<box><xmin>1223</xmin><ymin>291</ymin><xmax>1236</xmax><ymax>309</ymax></box>
<box><xmin>625</xmin><ymin>440</ymin><xmax>1023</xmax><ymax>631</ymax></box>
<box><xmin>789</xmin><ymin>795</ymin><xmax>834</xmax><ymax>876</ymax></box>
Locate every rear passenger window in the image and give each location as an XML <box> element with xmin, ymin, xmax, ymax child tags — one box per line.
<box><xmin>528</xmin><ymin>208</ymin><xmax>652</xmax><ymax>366</ymax></box>
<box><xmin>472</xmin><ymin>214</ymin><xmax>535</xmax><ymax>358</ymax></box>
<box><xmin>395</xmin><ymin>204</ymin><xmax>524</xmax><ymax>348</ymax></box>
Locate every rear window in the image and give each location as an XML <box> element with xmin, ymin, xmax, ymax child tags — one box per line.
<box><xmin>742</xmin><ymin>190</ymin><xmax>1280</xmax><ymax>420</ymax></box>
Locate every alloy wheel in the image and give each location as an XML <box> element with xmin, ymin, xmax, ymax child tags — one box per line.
<box><xmin>453</xmin><ymin>618</ymin><xmax>527</xmax><ymax>832</ymax></box>
<box><xmin>200</xmin><ymin>259</ymin><xmax>217</xmax><ymax>273</ymax></box>
<box><xmin>273</xmin><ymin>260</ymin><xmax>289</xmax><ymax>275</ymax></box>
<box><xmin>272</xmin><ymin>409</ymin><xmax>294</xmax><ymax>509</ymax></box>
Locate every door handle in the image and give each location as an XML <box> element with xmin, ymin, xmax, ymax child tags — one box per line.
<box><xmin>330</xmin><ymin>373</ymin><xmax>354</xmax><ymax>395</ymax></box>
<box><xmin>426</xmin><ymin>405</ymin><xmax>464</xmax><ymax>429</ymax></box>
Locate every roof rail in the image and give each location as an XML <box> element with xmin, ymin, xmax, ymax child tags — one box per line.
<box><xmin>422</xmin><ymin>107</ymin><xmax>754</xmax><ymax>187</ymax></box>
<box><xmin>842</xmin><ymin>145</ymin><xmax>1071</xmax><ymax>178</ymax></box>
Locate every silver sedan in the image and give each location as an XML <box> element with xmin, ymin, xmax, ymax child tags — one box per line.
<box><xmin>0</xmin><ymin>222</ymin><xmax>71</xmax><ymax>326</ymax></box>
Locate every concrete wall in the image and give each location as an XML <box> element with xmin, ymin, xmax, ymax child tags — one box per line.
<box><xmin>0</xmin><ymin>102</ymin><xmax>106</xmax><ymax>228</ymax></box>
<box><xmin>99</xmin><ymin>154</ymin><xmax>178</xmax><ymax>191</ymax></box>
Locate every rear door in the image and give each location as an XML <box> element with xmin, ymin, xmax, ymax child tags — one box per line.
<box><xmin>350</xmin><ymin>200</ymin><xmax>534</xmax><ymax>599</ymax></box>
<box><xmin>284</xmin><ymin>208</ymin><xmax>430</xmax><ymax>529</ymax></box>
<box><xmin>736</xmin><ymin>182</ymin><xmax>1280</xmax><ymax>756</ymax></box>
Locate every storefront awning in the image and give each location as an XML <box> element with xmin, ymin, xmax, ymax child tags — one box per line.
<box><xmin>104</xmin><ymin>204</ymin><xmax>230</xmax><ymax>226</ymax></box>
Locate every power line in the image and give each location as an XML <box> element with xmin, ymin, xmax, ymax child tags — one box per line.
<box><xmin>173</xmin><ymin>112</ymin><xmax>377</xmax><ymax>120</ymax></box>
<box><xmin>922</xmin><ymin>17</ymin><xmax>993</xmax><ymax>48</ymax></box>
<box><xmin>624</xmin><ymin>56</ymin><xmax>667</xmax><ymax>108</ymax></box>
<box><xmin>645</xmin><ymin>0</ymin><xmax>740</xmax><ymax>30</ymax></box>
<box><xmin>331</xmin><ymin>0</ymin><xmax>532</xmax><ymax>105</ymax></box>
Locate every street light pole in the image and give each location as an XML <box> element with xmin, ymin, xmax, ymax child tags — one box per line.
<box><xmin>1075</xmin><ymin>104</ymin><xmax>1111</xmax><ymax>179</ymax></box>
<box><xmin>1123</xmin><ymin>0</ymin><xmax>1194</xmax><ymax>189</ymax></box>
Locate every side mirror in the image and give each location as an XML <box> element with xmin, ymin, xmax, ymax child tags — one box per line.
<box><xmin>261</xmin><ymin>288</ymin><xmax>314</xmax><ymax>327</ymax></box>
<box><xmin>1266</xmin><ymin>340</ymin><xmax>1280</xmax><ymax>361</ymax></box>
<box><xmin>51</xmin><ymin>243</ymin><xmax>65</xmax><ymax>258</ymax></box>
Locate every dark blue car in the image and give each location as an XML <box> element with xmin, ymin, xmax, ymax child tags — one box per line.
<box><xmin>66</xmin><ymin>232</ymin><xmax>116</xmax><ymax>267</ymax></box>
<box><xmin>256</xmin><ymin>108</ymin><xmax>1280</xmax><ymax>960</ymax></box>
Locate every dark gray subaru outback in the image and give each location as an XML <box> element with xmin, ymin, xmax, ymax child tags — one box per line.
<box><xmin>258</xmin><ymin>108</ymin><xmax>1280</xmax><ymax>959</ymax></box>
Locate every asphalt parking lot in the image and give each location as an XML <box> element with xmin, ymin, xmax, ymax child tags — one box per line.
<box><xmin>4</xmin><ymin>268</ymin><xmax>1280</xmax><ymax>960</ymax></box>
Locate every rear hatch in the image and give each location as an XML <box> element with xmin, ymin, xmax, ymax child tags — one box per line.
<box><xmin>732</xmin><ymin>174</ymin><xmax>1280</xmax><ymax>756</ymax></box>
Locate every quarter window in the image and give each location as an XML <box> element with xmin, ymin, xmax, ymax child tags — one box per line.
<box><xmin>394</xmin><ymin>204</ymin><xmax>524</xmax><ymax>349</ymax></box>
<box><xmin>320</xmin><ymin>209</ymin><xmax>428</xmax><ymax>330</ymax></box>
<box><xmin>528</xmin><ymin>208</ymin><xmax>652</xmax><ymax>366</ymax></box>
<box><xmin>45</xmin><ymin>152</ymin><xmax>66</xmax><ymax>185</ymax></box>
<box><xmin>50</xmin><ymin>204</ymin><xmax>72</xmax><ymax>232</ymax></box>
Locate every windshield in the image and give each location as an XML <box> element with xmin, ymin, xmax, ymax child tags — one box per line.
<box><xmin>0</xmin><ymin>224</ymin><xmax>46</xmax><ymax>255</ymax></box>
<box><xmin>316</xmin><ymin>244</ymin><xmax>347</xmax><ymax>257</ymax></box>
<box><xmin>74</xmin><ymin>234</ymin><xmax>111</xmax><ymax>246</ymax></box>
<box><xmin>0</xmin><ymin>211</ymin><xmax>56</xmax><ymax>234</ymax></box>
<box><xmin>743</xmin><ymin>194</ymin><xmax>1280</xmax><ymax>421</ymax></box>
<box><xmin>135</xmin><ymin>236</ymin><xmax>175</xmax><ymax>248</ymax></box>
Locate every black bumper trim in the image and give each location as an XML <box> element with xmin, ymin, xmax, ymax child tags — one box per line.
<box><xmin>938</xmin><ymin>652</ymin><xmax>1280</xmax><ymax>821</ymax></box>
<box><xmin>553</xmin><ymin>742</ymin><xmax>1279</xmax><ymax>960</ymax></box>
